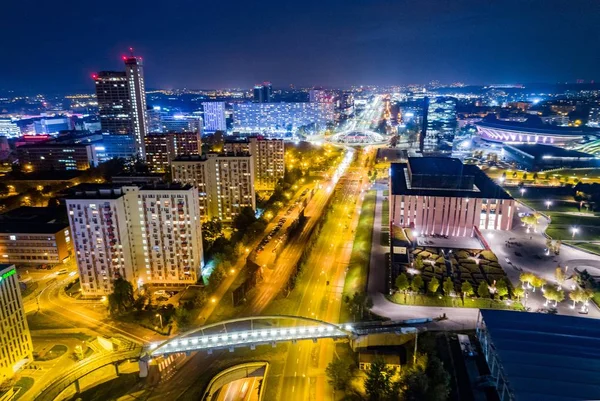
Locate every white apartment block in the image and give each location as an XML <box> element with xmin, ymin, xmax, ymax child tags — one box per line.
<box><xmin>172</xmin><ymin>153</ymin><xmax>256</xmax><ymax>222</ymax></box>
<box><xmin>0</xmin><ymin>264</ymin><xmax>33</xmax><ymax>383</ymax></box>
<box><xmin>66</xmin><ymin>184</ymin><xmax>203</xmax><ymax>296</ymax></box>
<box><xmin>223</xmin><ymin>137</ymin><xmax>285</xmax><ymax>191</ymax></box>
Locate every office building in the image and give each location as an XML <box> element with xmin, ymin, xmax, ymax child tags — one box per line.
<box><xmin>421</xmin><ymin>97</ymin><xmax>457</xmax><ymax>153</ymax></box>
<box><xmin>233</xmin><ymin>102</ymin><xmax>334</xmax><ymax>134</ymax></box>
<box><xmin>253</xmin><ymin>82</ymin><xmax>272</xmax><ymax>103</ymax></box>
<box><xmin>17</xmin><ymin>143</ymin><xmax>98</xmax><ymax>171</ymax></box>
<box><xmin>389</xmin><ymin>158</ymin><xmax>514</xmax><ymax>237</ymax></box>
<box><xmin>172</xmin><ymin>153</ymin><xmax>255</xmax><ymax>221</ymax></box>
<box><xmin>93</xmin><ymin>55</ymin><xmax>148</xmax><ymax>157</ymax></box>
<box><xmin>0</xmin><ymin>119</ymin><xmax>20</xmax><ymax>138</ymax></box>
<box><xmin>33</xmin><ymin>117</ymin><xmax>73</xmax><ymax>135</ymax></box>
<box><xmin>95</xmin><ymin>134</ymin><xmax>137</xmax><ymax>162</ymax></box>
<box><xmin>202</xmin><ymin>102</ymin><xmax>227</xmax><ymax>133</ymax></box>
<box><xmin>503</xmin><ymin>144</ymin><xmax>600</xmax><ymax>171</ymax></box>
<box><xmin>224</xmin><ymin>137</ymin><xmax>284</xmax><ymax>191</ymax></box>
<box><xmin>0</xmin><ymin>207</ymin><xmax>73</xmax><ymax>265</ymax></box>
<box><xmin>66</xmin><ymin>183</ymin><xmax>203</xmax><ymax>296</ymax></box>
<box><xmin>0</xmin><ymin>264</ymin><xmax>33</xmax><ymax>384</ymax></box>
<box><xmin>145</xmin><ymin>132</ymin><xmax>201</xmax><ymax>173</ymax></box>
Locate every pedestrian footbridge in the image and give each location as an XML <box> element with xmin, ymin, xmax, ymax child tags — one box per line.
<box><xmin>145</xmin><ymin>315</ymin><xmax>430</xmax><ymax>357</ymax></box>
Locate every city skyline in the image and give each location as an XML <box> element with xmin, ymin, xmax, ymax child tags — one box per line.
<box><xmin>1</xmin><ymin>0</ymin><xmax>599</xmax><ymax>92</ymax></box>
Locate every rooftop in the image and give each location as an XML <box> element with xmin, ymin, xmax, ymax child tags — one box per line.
<box><xmin>505</xmin><ymin>144</ymin><xmax>596</xmax><ymax>159</ymax></box>
<box><xmin>391</xmin><ymin>158</ymin><xmax>512</xmax><ymax>199</ymax></box>
<box><xmin>0</xmin><ymin>207</ymin><xmax>69</xmax><ymax>234</ymax></box>
<box><xmin>476</xmin><ymin>119</ymin><xmax>597</xmax><ymax>136</ymax></box>
<box><xmin>480</xmin><ymin>309</ymin><xmax>600</xmax><ymax>401</ymax></box>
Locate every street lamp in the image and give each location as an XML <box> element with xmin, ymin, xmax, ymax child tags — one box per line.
<box><xmin>545</xmin><ymin>200</ymin><xmax>552</xmax><ymax>210</ymax></box>
<box><xmin>155</xmin><ymin>314</ymin><xmax>163</xmax><ymax>329</ymax></box>
<box><xmin>519</xmin><ymin>188</ymin><xmax>526</xmax><ymax>197</ymax></box>
<box><xmin>571</xmin><ymin>227</ymin><xmax>579</xmax><ymax>239</ymax></box>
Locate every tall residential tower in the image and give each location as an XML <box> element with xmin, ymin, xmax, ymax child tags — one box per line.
<box><xmin>93</xmin><ymin>54</ymin><xmax>148</xmax><ymax>157</ymax></box>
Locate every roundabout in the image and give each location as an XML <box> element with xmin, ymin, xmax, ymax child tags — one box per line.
<box><xmin>330</xmin><ymin>129</ymin><xmax>387</xmax><ymax>144</ymax></box>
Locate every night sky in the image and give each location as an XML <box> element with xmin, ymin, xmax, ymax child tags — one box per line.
<box><xmin>2</xmin><ymin>0</ymin><xmax>599</xmax><ymax>92</ymax></box>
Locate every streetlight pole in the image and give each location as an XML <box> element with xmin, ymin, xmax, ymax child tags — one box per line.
<box><xmin>571</xmin><ymin>227</ymin><xmax>579</xmax><ymax>239</ymax></box>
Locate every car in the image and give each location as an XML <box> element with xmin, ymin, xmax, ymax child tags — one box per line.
<box><xmin>504</xmin><ymin>257</ymin><xmax>511</xmax><ymax>264</ymax></box>
<box><xmin>56</xmin><ymin>268</ymin><xmax>68</xmax><ymax>275</ymax></box>
<box><xmin>154</xmin><ymin>290</ymin><xmax>167</xmax><ymax>296</ymax></box>
<box><xmin>514</xmin><ymin>251</ymin><xmax>522</xmax><ymax>257</ymax></box>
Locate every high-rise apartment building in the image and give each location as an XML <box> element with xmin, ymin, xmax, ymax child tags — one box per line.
<box><xmin>202</xmin><ymin>102</ymin><xmax>227</xmax><ymax>133</ymax></box>
<box><xmin>421</xmin><ymin>97</ymin><xmax>457</xmax><ymax>153</ymax></box>
<box><xmin>309</xmin><ymin>89</ymin><xmax>334</xmax><ymax>103</ymax></box>
<box><xmin>66</xmin><ymin>183</ymin><xmax>203</xmax><ymax>296</ymax></box>
<box><xmin>0</xmin><ymin>119</ymin><xmax>20</xmax><ymax>138</ymax></box>
<box><xmin>0</xmin><ymin>264</ymin><xmax>33</xmax><ymax>384</ymax></box>
<box><xmin>223</xmin><ymin>137</ymin><xmax>284</xmax><ymax>191</ymax></box>
<box><xmin>233</xmin><ymin>102</ymin><xmax>334</xmax><ymax>134</ymax></box>
<box><xmin>172</xmin><ymin>153</ymin><xmax>255</xmax><ymax>221</ymax></box>
<box><xmin>93</xmin><ymin>55</ymin><xmax>148</xmax><ymax>157</ymax></box>
<box><xmin>145</xmin><ymin>132</ymin><xmax>201</xmax><ymax>173</ymax></box>
<box><xmin>253</xmin><ymin>82</ymin><xmax>272</xmax><ymax>103</ymax></box>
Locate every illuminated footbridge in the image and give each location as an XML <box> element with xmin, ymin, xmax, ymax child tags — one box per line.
<box><xmin>145</xmin><ymin>315</ymin><xmax>430</xmax><ymax>357</ymax></box>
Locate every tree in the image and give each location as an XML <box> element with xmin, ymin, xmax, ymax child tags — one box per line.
<box><xmin>522</xmin><ymin>172</ymin><xmax>528</xmax><ymax>180</ymax></box>
<box><xmin>520</xmin><ymin>213</ymin><xmax>539</xmax><ymax>229</ymax></box>
<box><xmin>173</xmin><ymin>307</ymin><xmax>192</xmax><ymax>330</ymax></box>
<box><xmin>543</xmin><ymin>286</ymin><xmax>564</xmax><ymax>307</ymax></box>
<box><xmin>532</xmin><ymin>172</ymin><xmax>539</xmax><ymax>181</ymax></box>
<box><xmin>326</xmin><ymin>357</ymin><xmax>354</xmax><ymax>393</ymax></box>
<box><xmin>428</xmin><ymin>277</ymin><xmax>440</xmax><ymax>294</ymax></box>
<box><xmin>495</xmin><ymin>278</ymin><xmax>509</xmax><ymax>299</ymax></box>
<box><xmin>413</xmin><ymin>256</ymin><xmax>424</xmax><ymax>270</ymax></box>
<box><xmin>442</xmin><ymin>277</ymin><xmax>454</xmax><ymax>297</ymax></box>
<box><xmin>512</xmin><ymin>286</ymin><xmax>524</xmax><ymax>301</ymax></box>
<box><xmin>411</xmin><ymin>275</ymin><xmax>424</xmax><ymax>294</ymax></box>
<box><xmin>477</xmin><ymin>281</ymin><xmax>490</xmax><ymax>298</ymax></box>
<box><xmin>364</xmin><ymin>357</ymin><xmax>398</xmax><ymax>401</ymax></box>
<box><xmin>520</xmin><ymin>272</ymin><xmax>535</xmax><ymax>287</ymax></box>
<box><xmin>107</xmin><ymin>278</ymin><xmax>135</xmax><ymax>314</ymax></box>
<box><xmin>395</xmin><ymin>273</ymin><xmax>410</xmax><ymax>294</ymax></box>
<box><xmin>555</xmin><ymin>267</ymin><xmax>566</xmax><ymax>287</ymax></box>
<box><xmin>461</xmin><ymin>281</ymin><xmax>474</xmax><ymax>297</ymax></box>
<box><xmin>531</xmin><ymin>275</ymin><xmax>546</xmax><ymax>292</ymax></box>
<box><xmin>569</xmin><ymin>288</ymin><xmax>584</xmax><ymax>308</ymax></box>
<box><xmin>232</xmin><ymin>206</ymin><xmax>257</xmax><ymax>231</ymax></box>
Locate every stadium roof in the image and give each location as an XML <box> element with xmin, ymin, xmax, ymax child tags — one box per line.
<box><xmin>505</xmin><ymin>144</ymin><xmax>596</xmax><ymax>159</ymax></box>
<box><xmin>480</xmin><ymin>309</ymin><xmax>600</xmax><ymax>401</ymax></box>
<box><xmin>475</xmin><ymin>120</ymin><xmax>597</xmax><ymax>136</ymax></box>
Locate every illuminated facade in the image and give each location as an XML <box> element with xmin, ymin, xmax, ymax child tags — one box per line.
<box><xmin>172</xmin><ymin>153</ymin><xmax>255</xmax><ymax>221</ymax></box>
<box><xmin>202</xmin><ymin>102</ymin><xmax>227</xmax><ymax>133</ymax></box>
<box><xmin>0</xmin><ymin>264</ymin><xmax>33</xmax><ymax>384</ymax></box>
<box><xmin>0</xmin><ymin>119</ymin><xmax>20</xmax><ymax>138</ymax></box>
<box><xmin>475</xmin><ymin>120</ymin><xmax>590</xmax><ymax>145</ymax></box>
<box><xmin>233</xmin><ymin>102</ymin><xmax>334</xmax><ymax>134</ymax></box>
<box><xmin>390</xmin><ymin>158</ymin><xmax>514</xmax><ymax>237</ymax></box>
<box><xmin>66</xmin><ymin>183</ymin><xmax>203</xmax><ymax>296</ymax></box>
<box><xmin>16</xmin><ymin>143</ymin><xmax>98</xmax><ymax>171</ymax></box>
<box><xmin>422</xmin><ymin>97</ymin><xmax>457</xmax><ymax>152</ymax></box>
<box><xmin>253</xmin><ymin>82</ymin><xmax>272</xmax><ymax>103</ymax></box>
<box><xmin>223</xmin><ymin>137</ymin><xmax>284</xmax><ymax>191</ymax></box>
<box><xmin>0</xmin><ymin>207</ymin><xmax>73</xmax><ymax>265</ymax></box>
<box><xmin>93</xmin><ymin>56</ymin><xmax>148</xmax><ymax>157</ymax></box>
<box><xmin>144</xmin><ymin>132</ymin><xmax>201</xmax><ymax>173</ymax></box>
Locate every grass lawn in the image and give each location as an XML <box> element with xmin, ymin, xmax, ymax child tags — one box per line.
<box><xmin>388</xmin><ymin>293</ymin><xmax>525</xmax><ymax>311</ymax></box>
<box><xmin>546</xmin><ymin>214</ymin><xmax>599</xmax><ymax>225</ymax></box>
<box><xmin>381</xmin><ymin>195</ymin><xmax>389</xmax><ymax>246</ymax></box>
<box><xmin>520</xmin><ymin>199</ymin><xmax>584</xmax><ymax>213</ymax></box>
<box><xmin>594</xmin><ymin>292</ymin><xmax>600</xmax><ymax>308</ymax></box>
<box><xmin>571</xmin><ymin>242</ymin><xmax>600</xmax><ymax>255</ymax></box>
<box><xmin>13</xmin><ymin>377</ymin><xmax>34</xmax><ymax>400</ymax></box>
<box><xmin>341</xmin><ymin>191</ymin><xmax>376</xmax><ymax>322</ymax></box>
<box><xmin>546</xmin><ymin>226</ymin><xmax>600</xmax><ymax>241</ymax></box>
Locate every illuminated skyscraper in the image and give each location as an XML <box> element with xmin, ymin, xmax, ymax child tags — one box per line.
<box><xmin>421</xmin><ymin>97</ymin><xmax>457</xmax><ymax>153</ymax></box>
<box><xmin>202</xmin><ymin>102</ymin><xmax>227</xmax><ymax>133</ymax></box>
<box><xmin>253</xmin><ymin>82</ymin><xmax>272</xmax><ymax>103</ymax></box>
<box><xmin>93</xmin><ymin>55</ymin><xmax>148</xmax><ymax>157</ymax></box>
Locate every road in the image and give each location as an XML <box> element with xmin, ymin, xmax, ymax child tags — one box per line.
<box><xmin>140</xmin><ymin>148</ymin><xmax>355</xmax><ymax>400</ymax></box>
<box><xmin>214</xmin><ymin>377</ymin><xmax>259</xmax><ymax>401</ymax></box>
<box><xmin>276</xmin><ymin>149</ymin><xmax>371</xmax><ymax>401</ymax></box>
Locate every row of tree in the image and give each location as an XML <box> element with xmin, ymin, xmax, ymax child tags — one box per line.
<box><xmin>394</xmin><ymin>273</ymin><xmax>511</xmax><ymax>301</ymax></box>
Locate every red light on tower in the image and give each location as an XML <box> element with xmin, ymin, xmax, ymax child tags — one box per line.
<box><xmin>122</xmin><ymin>55</ymin><xmax>127</xmax><ymax>61</ymax></box>
<box><xmin>91</xmin><ymin>73</ymin><xmax>98</xmax><ymax>79</ymax></box>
